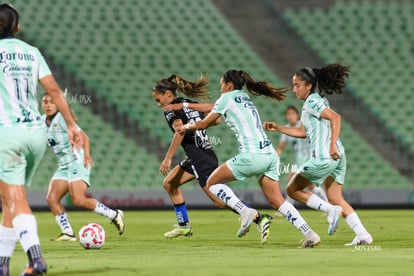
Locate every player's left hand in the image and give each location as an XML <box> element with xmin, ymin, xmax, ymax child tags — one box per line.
<box><xmin>329</xmin><ymin>143</ymin><xmax>341</xmax><ymax>160</ymax></box>
<box><xmin>160</xmin><ymin>157</ymin><xmax>172</xmax><ymax>176</ymax></box>
<box><xmin>84</xmin><ymin>155</ymin><xmax>95</xmax><ymax>169</ymax></box>
<box><xmin>162</xmin><ymin>103</ymin><xmax>183</xmax><ymax>112</ymax></box>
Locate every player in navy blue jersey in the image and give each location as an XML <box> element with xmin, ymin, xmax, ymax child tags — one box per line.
<box><xmin>152</xmin><ymin>74</ymin><xmax>272</xmax><ymax>243</ymax></box>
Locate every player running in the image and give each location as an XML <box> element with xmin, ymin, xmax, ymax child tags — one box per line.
<box><xmin>153</xmin><ymin>74</ymin><xmax>272</xmax><ymax>243</ymax></box>
<box><xmin>177</xmin><ymin>70</ymin><xmax>321</xmax><ymax>248</ymax></box>
<box><xmin>264</xmin><ymin>64</ymin><xmax>373</xmax><ymax>245</ymax></box>
<box><xmin>276</xmin><ymin>106</ymin><xmax>327</xmax><ymax>203</ymax></box>
<box><xmin>41</xmin><ymin>94</ymin><xmax>126</xmax><ymax>241</ymax></box>
<box><xmin>0</xmin><ymin>4</ymin><xmax>82</xmax><ymax>276</ymax></box>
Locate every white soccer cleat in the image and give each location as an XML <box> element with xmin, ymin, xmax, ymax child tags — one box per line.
<box><xmin>51</xmin><ymin>233</ymin><xmax>76</xmax><ymax>242</ymax></box>
<box><xmin>300</xmin><ymin>231</ymin><xmax>321</xmax><ymax>248</ymax></box>
<box><xmin>237</xmin><ymin>208</ymin><xmax>258</xmax><ymax>238</ymax></box>
<box><xmin>345</xmin><ymin>233</ymin><xmax>373</xmax><ymax>246</ymax></box>
<box><xmin>111</xmin><ymin>209</ymin><xmax>126</xmax><ymax>235</ymax></box>
<box><xmin>164</xmin><ymin>224</ymin><xmax>192</xmax><ymax>239</ymax></box>
<box><xmin>327</xmin><ymin>206</ymin><xmax>343</xmax><ymax>235</ymax></box>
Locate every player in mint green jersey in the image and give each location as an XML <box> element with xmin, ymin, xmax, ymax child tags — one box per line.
<box><xmin>0</xmin><ymin>4</ymin><xmax>83</xmax><ymax>276</ymax></box>
<box><xmin>41</xmin><ymin>94</ymin><xmax>125</xmax><ymax>242</ymax></box>
<box><xmin>153</xmin><ymin>74</ymin><xmax>272</xmax><ymax>243</ymax></box>
<box><xmin>177</xmin><ymin>70</ymin><xmax>320</xmax><ymax>248</ymax></box>
<box><xmin>276</xmin><ymin>106</ymin><xmax>327</xmax><ymax>203</ymax></box>
<box><xmin>264</xmin><ymin>64</ymin><xmax>373</xmax><ymax>245</ymax></box>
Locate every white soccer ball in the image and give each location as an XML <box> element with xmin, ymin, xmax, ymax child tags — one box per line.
<box><xmin>78</xmin><ymin>223</ymin><xmax>106</xmax><ymax>249</ymax></box>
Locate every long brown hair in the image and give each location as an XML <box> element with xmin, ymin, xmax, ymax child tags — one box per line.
<box><xmin>222</xmin><ymin>70</ymin><xmax>287</xmax><ymax>101</ymax></box>
<box><xmin>153</xmin><ymin>74</ymin><xmax>210</xmax><ymax>100</ymax></box>
<box><xmin>295</xmin><ymin>63</ymin><xmax>350</xmax><ymax>96</ymax></box>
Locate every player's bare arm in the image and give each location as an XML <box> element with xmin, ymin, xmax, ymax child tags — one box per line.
<box><xmin>320</xmin><ymin>108</ymin><xmax>342</xmax><ymax>160</ymax></box>
<box><xmin>160</xmin><ymin>119</ymin><xmax>185</xmax><ymax>175</ymax></box>
<box><xmin>40</xmin><ymin>75</ymin><xmax>83</xmax><ymax>150</ymax></box>
<box><xmin>177</xmin><ymin>112</ymin><xmax>221</xmax><ymax>133</ymax></box>
<box><xmin>263</xmin><ymin>121</ymin><xmax>307</xmax><ymax>138</ymax></box>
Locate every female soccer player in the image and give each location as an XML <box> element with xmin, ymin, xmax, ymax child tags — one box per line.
<box><xmin>264</xmin><ymin>64</ymin><xmax>373</xmax><ymax>245</ymax></box>
<box><xmin>176</xmin><ymin>70</ymin><xmax>320</xmax><ymax>248</ymax></box>
<box><xmin>0</xmin><ymin>4</ymin><xmax>82</xmax><ymax>276</ymax></box>
<box><xmin>276</xmin><ymin>106</ymin><xmax>327</xmax><ymax>202</ymax></box>
<box><xmin>153</xmin><ymin>75</ymin><xmax>272</xmax><ymax>243</ymax></box>
<box><xmin>41</xmin><ymin>94</ymin><xmax>125</xmax><ymax>241</ymax></box>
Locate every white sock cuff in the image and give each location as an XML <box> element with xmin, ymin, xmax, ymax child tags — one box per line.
<box><xmin>306</xmin><ymin>194</ymin><xmax>319</xmax><ymax>206</ymax></box>
<box><xmin>345</xmin><ymin>212</ymin><xmax>357</xmax><ymax>222</ymax></box>
<box><xmin>12</xmin><ymin>214</ymin><xmax>36</xmax><ymax>228</ymax></box>
<box><xmin>12</xmin><ymin>214</ymin><xmax>39</xmax><ymax>252</ymax></box>
<box><xmin>306</xmin><ymin>194</ymin><xmax>331</xmax><ymax>212</ymax></box>
<box><xmin>277</xmin><ymin>201</ymin><xmax>291</xmax><ymax>213</ymax></box>
<box><xmin>0</xmin><ymin>225</ymin><xmax>17</xmax><ymax>240</ymax></box>
<box><xmin>208</xmin><ymin>183</ymin><xmax>224</xmax><ymax>194</ymax></box>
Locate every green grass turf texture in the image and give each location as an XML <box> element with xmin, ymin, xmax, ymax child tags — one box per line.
<box><xmin>7</xmin><ymin>210</ymin><xmax>414</xmax><ymax>276</ymax></box>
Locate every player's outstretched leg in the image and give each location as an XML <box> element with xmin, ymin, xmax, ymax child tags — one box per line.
<box><xmin>162</xmin><ymin>166</ymin><xmax>195</xmax><ymax>239</ymax></box>
<box><xmin>69</xmin><ymin>181</ymin><xmax>126</xmax><ymax>235</ymax></box>
<box><xmin>164</xmin><ymin>202</ymin><xmax>192</xmax><ymax>239</ymax></box>
<box><xmin>209</xmin><ymin>183</ymin><xmax>268</xmax><ymax>240</ymax></box>
<box><xmin>325</xmin><ymin>178</ymin><xmax>373</xmax><ymax>245</ymax></box>
<box><xmin>46</xmin><ymin>179</ymin><xmax>76</xmax><ymax>241</ymax></box>
<box><xmin>51</xmin><ymin>213</ymin><xmax>76</xmax><ymax>241</ymax></box>
<box><xmin>260</xmin><ymin>176</ymin><xmax>320</xmax><ymax>248</ymax></box>
<box><xmin>305</xmin><ymin>193</ymin><xmax>342</xmax><ymax>235</ymax></box>
<box><xmin>287</xmin><ymin>174</ymin><xmax>342</xmax><ymax>235</ymax></box>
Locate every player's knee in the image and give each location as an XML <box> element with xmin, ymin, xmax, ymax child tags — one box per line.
<box><xmin>46</xmin><ymin>193</ymin><xmax>57</xmax><ymax>205</ymax></box>
<box><xmin>327</xmin><ymin>196</ymin><xmax>341</xmax><ymax>205</ymax></box>
<box><xmin>162</xmin><ymin>179</ymin><xmax>172</xmax><ymax>192</ymax></box>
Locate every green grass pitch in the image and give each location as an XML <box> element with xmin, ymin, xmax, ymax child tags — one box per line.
<box><xmin>7</xmin><ymin>210</ymin><xmax>414</xmax><ymax>275</ymax></box>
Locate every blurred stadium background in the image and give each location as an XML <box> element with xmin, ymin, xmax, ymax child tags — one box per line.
<box><xmin>9</xmin><ymin>0</ymin><xmax>413</xmax><ymax>208</ymax></box>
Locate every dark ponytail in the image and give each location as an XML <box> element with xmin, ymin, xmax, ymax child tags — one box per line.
<box><xmin>0</xmin><ymin>3</ymin><xmax>19</xmax><ymax>38</ymax></box>
<box><xmin>222</xmin><ymin>70</ymin><xmax>287</xmax><ymax>101</ymax></box>
<box><xmin>296</xmin><ymin>63</ymin><xmax>349</xmax><ymax>96</ymax></box>
<box><xmin>152</xmin><ymin>74</ymin><xmax>210</xmax><ymax>100</ymax></box>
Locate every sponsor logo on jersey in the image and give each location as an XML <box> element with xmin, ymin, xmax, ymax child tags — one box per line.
<box><xmin>234</xmin><ymin>95</ymin><xmax>250</xmax><ymax>103</ymax></box>
<box><xmin>165</xmin><ymin>111</ymin><xmax>175</xmax><ymax>121</ymax></box>
<box><xmin>0</xmin><ymin>51</ymin><xmax>35</xmax><ymax>62</ymax></box>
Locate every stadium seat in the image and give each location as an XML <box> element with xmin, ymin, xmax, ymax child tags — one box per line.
<box><xmin>283</xmin><ymin>1</ymin><xmax>414</xmax><ymax>156</ymax></box>
<box><xmin>13</xmin><ymin>0</ymin><xmax>411</xmax><ymax>189</ymax></box>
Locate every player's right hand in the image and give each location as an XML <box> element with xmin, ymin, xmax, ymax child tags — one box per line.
<box><xmin>263</xmin><ymin>121</ymin><xmax>278</xmax><ymax>131</ymax></box>
<box><xmin>84</xmin><ymin>155</ymin><xmax>95</xmax><ymax>169</ymax></box>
